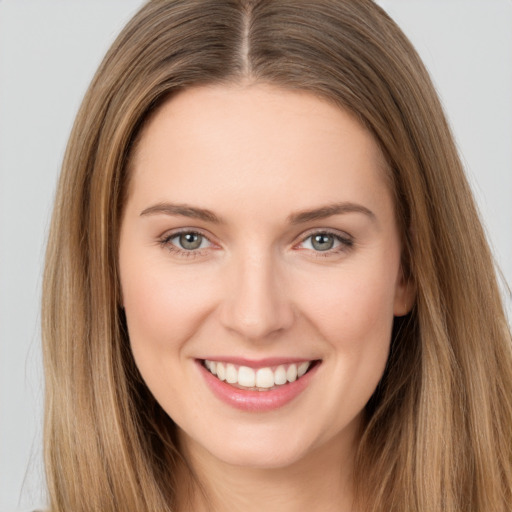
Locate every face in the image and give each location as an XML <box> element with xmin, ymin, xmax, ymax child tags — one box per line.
<box><xmin>119</xmin><ymin>84</ymin><xmax>412</xmax><ymax>471</ymax></box>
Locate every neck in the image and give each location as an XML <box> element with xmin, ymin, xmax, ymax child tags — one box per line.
<box><xmin>176</xmin><ymin>426</ymin><xmax>359</xmax><ymax>512</ymax></box>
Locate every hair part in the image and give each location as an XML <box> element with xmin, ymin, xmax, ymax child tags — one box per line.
<box><xmin>42</xmin><ymin>1</ymin><xmax>512</xmax><ymax>511</ymax></box>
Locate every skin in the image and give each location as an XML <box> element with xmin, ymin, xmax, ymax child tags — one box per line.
<box><xmin>119</xmin><ymin>83</ymin><xmax>413</xmax><ymax>511</ymax></box>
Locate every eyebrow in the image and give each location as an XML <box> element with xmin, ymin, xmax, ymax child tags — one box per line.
<box><xmin>140</xmin><ymin>202</ymin><xmax>223</xmax><ymax>223</ymax></box>
<box><xmin>288</xmin><ymin>202</ymin><xmax>376</xmax><ymax>224</ymax></box>
<box><xmin>139</xmin><ymin>201</ymin><xmax>375</xmax><ymax>224</ymax></box>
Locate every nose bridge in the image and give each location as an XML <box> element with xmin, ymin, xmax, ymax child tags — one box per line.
<box><xmin>220</xmin><ymin>247</ymin><xmax>293</xmax><ymax>341</ymax></box>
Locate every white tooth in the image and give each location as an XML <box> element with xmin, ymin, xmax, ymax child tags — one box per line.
<box><xmin>274</xmin><ymin>365</ymin><xmax>287</xmax><ymax>385</ymax></box>
<box><xmin>226</xmin><ymin>363</ymin><xmax>238</xmax><ymax>384</ymax></box>
<box><xmin>286</xmin><ymin>364</ymin><xmax>298</xmax><ymax>382</ymax></box>
<box><xmin>238</xmin><ymin>366</ymin><xmax>255</xmax><ymax>387</ymax></box>
<box><xmin>256</xmin><ymin>368</ymin><xmax>274</xmax><ymax>388</ymax></box>
<box><xmin>297</xmin><ymin>361</ymin><xmax>310</xmax><ymax>378</ymax></box>
<box><xmin>216</xmin><ymin>362</ymin><xmax>226</xmax><ymax>381</ymax></box>
<box><xmin>205</xmin><ymin>360</ymin><xmax>217</xmax><ymax>375</ymax></box>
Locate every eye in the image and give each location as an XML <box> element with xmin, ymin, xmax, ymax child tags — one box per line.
<box><xmin>160</xmin><ymin>230</ymin><xmax>213</xmax><ymax>254</ymax></box>
<box><xmin>298</xmin><ymin>231</ymin><xmax>353</xmax><ymax>253</ymax></box>
<box><xmin>309</xmin><ymin>233</ymin><xmax>336</xmax><ymax>251</ymax></box>
<box><xmin>175</xmin><ymin>232</ymin><xmax>208</xmax><ymax>250</ymax></box>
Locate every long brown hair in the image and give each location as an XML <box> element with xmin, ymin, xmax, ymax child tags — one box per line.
<box><xmin>42</xmin><ymin>1</ymin><xmax>512</xmax><ymax>510</ymax></box>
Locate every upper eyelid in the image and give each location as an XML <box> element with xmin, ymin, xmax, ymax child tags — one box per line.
<box><xmin>158</xmin><ymin>227</ymin><xmax>353</xmax><ymax>249</ymax></box>
<box><xmin>158</xmin><ymin>229</ymin><xmax>217</xmax><ymax>255</ymax></box>
<box><xmin>159</xmin><ymin>230</ymin><xmax>216</xmax><ymax>258</ymax></box>
<box><xmin>160</xmin><ymin>227</ymin><xmax>215</xmax><ymax>242</ymax></box>
<box><xmin>295</xmin><ymin>227</ymin><xmax>353</xmax><ymax>243</ymax></box>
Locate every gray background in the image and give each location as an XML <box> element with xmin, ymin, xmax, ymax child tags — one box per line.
<box><xmin>1</xmin><ymin>1</ymin><xmax>511</xmax><ymax>510</ymax></box>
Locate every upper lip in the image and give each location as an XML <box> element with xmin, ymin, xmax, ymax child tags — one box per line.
<box><xmin>198</xmin><ymin>357</ymin><xmax>319</xmax><ymax>369</ymax></box>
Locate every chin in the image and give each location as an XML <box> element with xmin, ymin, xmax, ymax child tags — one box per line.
<box><xmin>180</xmin><ymin>418</ymin><xmax>344</xmax><ymax>472</ymax></box>
<box><xmin>209</xmin><ymin>437</ymin><xmax>310</xmax><ymax>470</ymax></box>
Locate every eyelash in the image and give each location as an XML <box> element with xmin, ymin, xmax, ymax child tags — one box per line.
<box><xmin>294</xmin><ymin>229</ymin><xmax>354</xmax><ymax>257</ymax></box>
<box><xmin>158</xmin><ymin>229</ymin><xmax>354</xmax><ymax>258</ymax></box>
<box><xmin>158</xmin><ymin>229</ymin><xmax>213</xmax><ymax>258</ymax></box>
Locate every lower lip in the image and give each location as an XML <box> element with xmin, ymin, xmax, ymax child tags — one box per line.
<box><xmin>197</xmin><ymin>360</ymin><xmax>320</xmax><ymax>412</ymax></box>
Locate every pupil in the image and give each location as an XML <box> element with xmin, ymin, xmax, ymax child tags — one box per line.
<box><xmin>180</xmin><ymin>233</ymin><xmax>202</xmax><ymax>250</ymax></box>
<box><xmin>312</xmin><ymin>234</ymin><xmax>334</xmax><ymax>251</ymax></box>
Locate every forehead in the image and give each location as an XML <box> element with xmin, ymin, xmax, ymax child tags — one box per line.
<box><xmin>127</xmin><ymin>83</ymin><xmax>392</xmax><ymax>221</ymax></box>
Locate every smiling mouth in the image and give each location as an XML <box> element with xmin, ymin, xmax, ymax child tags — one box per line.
<box><xmin>202</xmin><ymin>359</ymin><xmax>319</xmax><ymax>391</ymax></box>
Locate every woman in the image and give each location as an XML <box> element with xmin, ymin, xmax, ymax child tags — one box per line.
<box><xmin>42</xmin><ymin>0</ymin><xmax>512</xmax><ymax>510</ymax></box>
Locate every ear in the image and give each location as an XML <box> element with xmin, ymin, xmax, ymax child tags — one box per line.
<box><xmin>393</xmin><ymin>267</ymin><xmax>416</xmax><ymax>317</ymax></box>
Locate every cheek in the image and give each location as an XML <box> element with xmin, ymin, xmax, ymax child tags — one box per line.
<box><xmin>297</xmin><ymin>262</ymin><xmax>398</xmax><ymax>348</ymax></box>
<box><xmin>120</xmin><ymin>254</ymin><xmax>216</xmax><ymax>364</ymax></box>
<box><xmin>294</xmin><ymin>261</ymin><xmax>398</xmax><ymax>423</ymax></box>
<box><xmin>120</xmin><ymin>261</ymin><xmax>220</xmax><ymax>421</ymax></box>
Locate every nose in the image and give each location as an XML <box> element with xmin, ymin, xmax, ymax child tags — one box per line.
<box><xmin>219</xmin><ymin>251</ymin><xmax>295</xmax><ymax>342</ymax></box>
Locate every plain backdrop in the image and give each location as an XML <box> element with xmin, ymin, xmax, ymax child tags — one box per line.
<box><xmin>1</xmin><ymin>1</ymin><xmax>511</xmax><ymax>510</ymax></box>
